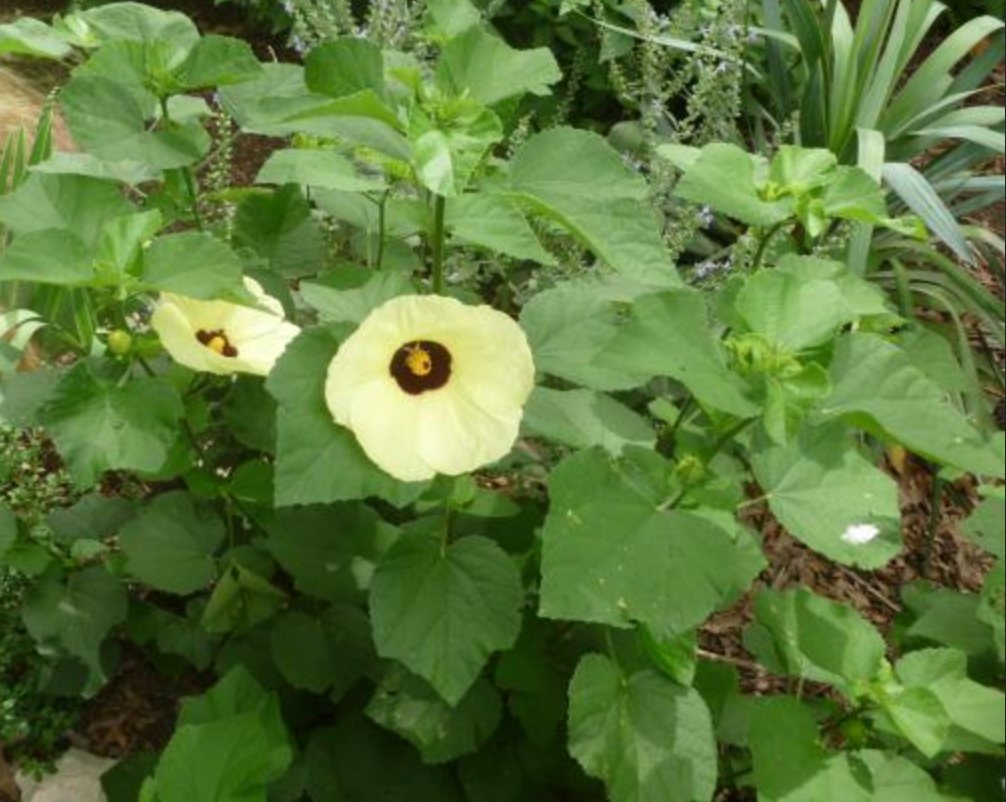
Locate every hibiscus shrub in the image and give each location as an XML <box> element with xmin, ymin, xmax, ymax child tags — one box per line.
<box><xmin>0</xmin><ymin>3</ymin><xmax>1004</xmax><ymax>801</ymax></box>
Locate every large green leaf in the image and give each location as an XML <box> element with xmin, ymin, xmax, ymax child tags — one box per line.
<box><xmin>264</xmin><ymin>504</ymin><xmax>399</xmax><ymax>604</ymax></box>
<box><xmin>600</xmin><ymin>289</ymin><xmax>758</xmax><ymax>417</ymax></box>
<box><xmin>0</xmin><ymin>172</ymin><xmax>134</xmax><ymax>247</ymax></box>
<box><xmin>897</xmin><ymin>648</ymin><xmax>1005</xmax><ymax>748</ymax></box>
<box><xmin>40</xmin><ymin>363</ymin><xmax>184</xmax><ymax>488</ymax></box>
<box><xmin>539</xmin><ymin>448</ymin><xmax>765</xmax><ymax>639</ymax></box>
<box><xmin>256</xmin><ymin>149</ymin><xmax>386</xmax><ymax>193</ymax></box>
<box><xmin>366</xmin><ymin>668</ymin><xmax>501</xmax><ymax>764</ymax></box>
<box><xmin>80</xmin><ymin>2</ymin><xmax>199</xmax><ymax>53</ymax></box>
<box><xmin>304</xmin><ymin>37</ymin><xmax>387</xmax><ymax>99</ymax></box>
<box><xmin>142</xmin><ymin>232</ymin><xmax>248</xmax><ymax>300</ymax></box>
<box><xmin>0</xmin><ymin>17</ymin><xmax>73</xmax><ymax>59</ymax></box>
<box><xmin>822</xmin><ymin>334</ymin><xmax>1004</xmax><ymax>478</ymax></box>
<box><xmin>744</xmin><ymin>588</ymin><xmax>887</xmax><ymax>691</ymax></box>
<box><xmin>437</xmin><ymin>27</ymin><xmax>561</xmax><ymax>106</ymax></box>
<box><xmin>151</xmin><ymin>668</ymin><xmax>293</xmax><ymax>802</ymax></box>
<box><xmin>22</xmin><ymin>566</ymin><xmax>128</xmax><ymax>690</ymax></box>
<box><xmin>61</xmin><ymin>74</ymin><xmax>210</xmax><ymax>170</ymax></box>
<box><xmin>523</xmin><ymin>387</ymin><xmax>655</xmax><ymax>456</ymax></box>
<box><xmin>660</xmin><ymin>143</ymin><xmax>792</xmax><ymax>228</ymax></box>
<box><xmin>749</xmin><ymin>697</ymin><xmax>872</xmax><ymax>802</ymax></box>
<box><xmin>752</xmin><ymin>422</ymin><xmax>902</xmax><ymax>569</ymax></box>
<box><xmin>568</xmin><ymin>654</ymin><xmax>717</xmax><ymax>802</ymax></box>
<box><xmin>176</xmin><ymin>34</ymin><xmax>262</xmax><ymax>89</ymax></box>
<box><xmin>233</xmin><ymin>185</ymin><xmax>328</xmax><ymax>279</ymax></box>
<box><xmin>270</xmin><ymin>606</ymin><xmax>376</xmax><ymax>698</ymax></box>
<box><xmin>266</xmin><ymin>327</ymin><xmax>425</xmax><ymax>506</ymax></box>
<box><xmin>964</xmin><ymin>495</ymin><xmax>1005</xmax><ymax>562</ymax></box>
<box><xmin>736</xmin><ymin>271</ymin><xmax>856</xmax><ymax>352</ymax></box>
<box><xmin>520</xmin><ymin>284</ymin><xmax>650</xmax><ymax>392</ymax></box>
<box><xmin>301</xmin><ymin>716</ymin><xmax>461</xmax><ymax>801</ymax></box>
<box><xmin>119</xmin><ymin>492</ymin><xmax>225</xmax><ymax>595</ymax></box>
<box><xmin>369</xmin><ymin>530</ymin><xmax>524</xmax><ymax>705</ymax></box>
<box><xmin>510</xmin><ymin>129</ymin><xmax>679</xmax><ymax>287</ymax></box>
<box><xmin>0</xmin><ymin>230</ymin><xmax>94</xmax><ymax>286</ymax></box>
<box><xmin>446</xmin><ymin>193</ymin><xmax>554</xmax><ymax>264</ymax></box>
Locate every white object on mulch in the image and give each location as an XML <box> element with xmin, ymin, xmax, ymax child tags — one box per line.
<box><xmin>16</xmin><ymin>750</ymin><xmax>114</xmax><ymax>802</ymax></box>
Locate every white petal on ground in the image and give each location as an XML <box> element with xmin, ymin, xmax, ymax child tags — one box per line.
<box><xmin>841</xmin><ymin>523</ymin><xmax>882</xmax><ymax>546</ymax></box>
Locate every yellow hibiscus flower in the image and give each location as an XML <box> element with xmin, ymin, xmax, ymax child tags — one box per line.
<box><xmin>325</xmin><ymin>294</ymin><xmax>535</xmax><ymax>482</ymax></box>
<box><xmin>151</xmin><ymin>277</ymin><xmax>300</xmax><ymax>377</ymax></box>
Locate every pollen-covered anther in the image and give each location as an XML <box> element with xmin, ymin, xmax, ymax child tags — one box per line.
<box><xmin>196</xmin><ymin>328</ymin><xmax>239</xmax><ymax>358</ymax></box>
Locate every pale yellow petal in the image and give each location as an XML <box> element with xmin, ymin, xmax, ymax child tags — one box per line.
<box><xmin>347</xmin><ymin>378</ymin><xmax>432</xmax><ymax>482</ymax></box>
<box><xmin>151</xmin><ymin>302</ymin><xmax>220</xmax><ymax>374</ymax></box>
<box><xmin>415</xmin><ymin>387</ymin><xmax>522</xmax><ymax>476</ymax></box>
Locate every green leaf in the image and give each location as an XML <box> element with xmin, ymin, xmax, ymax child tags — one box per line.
<box><xmin>370</xmin><ymin>530</ymin><xmax>524</xmax><ymax>705</ymax></box>
<box><xmin>822</xmin><ymin>334</ymin><xmax>1004</xmax><ymax>478</ymax></box>
<box><xmin>0</xmin><ymin>17</ymin><xmax>73</xmax><ymax>59</ymax></box>
<box><xmin>22</xmin><ymin>566</ymin><xmax>128</xmax><ymax>690</ymax></box>
<box><xmin>40</xmin><ymin>362</ymin><xmax>183</xmax><ymax>488</ymax></box>
<box><xmin>305</xmin><ymin>37</ymin><xmax>386</xmax><ymax>99</ymax></box>
<box><xmin>666</xmin><ymin>143</ymin><xmax>792</xmax><ymax>228</ymax></box>
<box><xmin>446</xmin><ymin>193</ymin><xmax>555</xmax><ymax>264</ymax></box>
<box><xmin>964</xmin><ymin>496</ymin><xmax>1005</xmax><ymax>562</ymax></box>
<box><xmin>176</xmin><ymin>34</ymin><xmax>262</xmax><ymax>89</ymax></box>
<box><xmin>520</xmin><ymin>284</ymin><xmax>650</xmax><ymax>392</ymax></box>
<box><xmin>266</xmin><ymin>327</ymin><xmax>426</xmax><ymax>506</ymax></box>
<box><xmin>539</xmin><ymin>448</ymin><xmax>765</xmax><ymax>639</ymax></box>
<box><xmin>151</xmin><ymin>668</ymin><xmax>293</xmax><ymax>802</ymax></box>
<box><xmin>60</xmin><ymin>74</ymin><xmax>210</xmax><ymax>170</ymax></box>
<box><xmin>256</xmin><ymin>149</ymin><xmax>386</xmax><ymax>193</ymax></box>
<box><xmin>301</xmin><ymin>716</ymin><xmax>461</xmax><ymax>801</ymax></box>
<box><xmin>366</xmin><ymin>668</ymin><xmax>501</xmax><ymax>764</ymax></box>
<box><xmin>884</xmin><ymin>162</ymin><xmax>972</xmax><ymax>264</ymax></box>
<box><xmin>897</xmin><ymin>648</ymin><xmax>1005</xmax><ymax>747</ymax></box>
<box><xmin>0</xmin><ymin>502</ymin><xmax>16</xmax><ymax>559</ymax></box>
<box><xmin>142</xmin><ymin>232</ymin><xmax>248</xmax><ymax>300</ymax></box>
<box><xmin>749</xmin><ymin>697</ymin><xmax>872</xmax><ymax>802</ymax></box>
<box><xmin>855</xmin><ymin>752</ymin><xmax>951</xmax><ymax>802</ymax></box>
<box><xmin>80</xmin><ymin>2</ymin><xmax>199</xmax><ymax>53</ymax></box>
<box><xmin>523</xmin><ymin>387</ymin><xmax>655</xmax><ymax>456</ymax></box>
<box><xmin>426</xmin><ymin>0</ymin><xmax>482</xmax><ymax>37</ymax></box>
<box><xmin>201</xmin><ymin>564</ymin><xmax>286</xmax><ymax>636</ymax></box>
<box><xmin>752</xmin><ymin>422</ymin><xmax>902</xmax><ymax>569</ymax></box>
<box><xmin>270</xmin><ymin>606</ymin><xmax>376</xmax><ymax>697</ymax></box>
<box><xmin>301</xmin><ymin>269</ymin><xmax>414</xmax><ymax>326</ymax></box>
<box><xmin>264</xmin><ymin>504</ymin><xmax>399</xmax><ymax>604</ymax></box>
<box><xmin>600</xmin><ymin>290</ymin><xmax>758</xmax><ymax>417</ymax></box>
<box><xmin>438</xmin><ymin>27</ymin><xmax>562</xmax><ymax>106</ymax></box>
<box><xmin>737</xmin><ymin>271</ymin><xmax>856</xmax><ymax>351</ymax></box>
<box><xmin>567</xmin><ymin>654</ymin><xmax>717</xmax><ymax>802</ymax></box>
<box><xmin>119</xmin><ymin>492</ymin><xmax>225</xmax><ymax>595</ymax></box>
<box><xmin>233</xmin><ymin>185</ymin><xmax>328</xmax><ymax>279</ymax></box>
<box><xmin>878</xmin><ymin>686</ymin><xmax>951</xmax><ymax>758</ymax></box>
<box><xmin>0</xmin><ymin>172</ymin><xmax>135</xmax><ymax>247</ymax></box>
<box><xmin>0</xmin><ymin>229</ymin><xmax>94</xmax><ymax>286</ymax></box>
<box><xmin>744</xmin><ymin>588</ymin><xmax>887</xmax><ymax>690</ymax></box>
<box><xmin>32</xmin><ymin>152</ymin><xmax>161</xmax><ymax>185</ymax></box>
<box><xmin>510</xmin><ymin>129</ymin><xmax>679</xmax><ymax>287</ymax></box>
<box><xmin>410</xmin><ymin>102</ymin><xmax>503</xmax><ymax>197</ymax></box>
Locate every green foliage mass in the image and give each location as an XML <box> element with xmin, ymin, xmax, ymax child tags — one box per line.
<box><xmin>0</xmin><ymin>2</ymin><xmax>1002</xmax><ymax>801</ymax></box>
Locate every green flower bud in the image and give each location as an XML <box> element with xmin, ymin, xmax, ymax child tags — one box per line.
<box><xmin>107</xmin><ymin>329</ymin><xmax>133</xmax><ymax>356</ymax></box>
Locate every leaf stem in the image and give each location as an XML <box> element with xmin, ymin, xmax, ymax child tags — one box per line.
<box><xmin>159</xmin><ymin>95</ymin><xmax>204</xmax><ymax>231</ymax></box>
<box><xmin>751</xmin><ymin>220</ymin><xmax>788</xmax><ymax>272</ymax></box>
<box><xmin>430</xmin><ymin>194</ymin><xmax>447</xmax><ymax>294</ymax></box>
<box><xmin>375</xmin><ymin>190</ymin><xmax>389</xmax><ymax>270</ymax></box>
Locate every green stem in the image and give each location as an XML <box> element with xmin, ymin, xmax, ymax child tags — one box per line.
<box><xmin>752</xmin><ymin>220</ymin><xmax>789</xmax><ymax>272</ymax></box>
<box><xmin>375</xmin><ymin>190</ymin><xmax>389</xmax><ymax>270</ymax></box>
<box><xmin>430</xmin><ymin>195</ymin><xmax>447</xmax><ymax>294</ymax></box>
<box><xmin>159</xmin><ymin>96</ymin><xmax>204</xmax><ymax>231</ymax></box>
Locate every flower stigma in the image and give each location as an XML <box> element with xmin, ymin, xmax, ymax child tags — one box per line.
<box><xmin>196</xmin><ymin>328</ymin><xmax>239</xmax><ymax>358</ymax></box>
